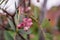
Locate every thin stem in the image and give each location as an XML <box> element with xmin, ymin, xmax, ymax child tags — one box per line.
<box><xmin>12</xmin><ymin>17</ymin><xmax>16</xmax><ymax>31</ymax></box>
<box><xmin>17</xmin><ymin>32</ymin><xmax>26</xmax><ymax>40</ymax></box>
<box><xmin>27</xmin><ymin>34</ymin><xmax>30</xmax><ymax>40</ymax></box>
<box><xmin>38</xmin><ymin>24</ymin><xmax>46</xmax><ymax>40</ymax></box>
<box><xmin>26</xmin><ymin>30</ymin><xmax>30</xmax><ymax>40</ymax></box>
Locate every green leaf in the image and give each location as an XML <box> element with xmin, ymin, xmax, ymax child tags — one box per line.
<box><xmin>14</xmin><ymin>12</ymin><xmax>24</xmax><ymax>26</ymax></box>
<box><xmin>30</xmin><ymin>21</ymin><xmax>38</xmax><ymax>34</ymax></box>
<box><xmin>14</xmin><ymin>4</ymin><xmax>19</xmax><ymax>26</ymax></box>
<box><xmin>14</xmin><ymin>13</ymin><xmax>19</xmax><ymax>25</ymax></box>
<box><xmin>33</xmin><ymin>6</ymin><xmax>39</xmax><ymax>19</ymax></box>
<box><xmin>4</xmin><ymin>31</ymin><xmax>14</xmax><ymax>40</ymax></box>
<box><xmin>41</xmin><ymin>19</ymin><xmax>51</xmax><ymax>28</ymax></box>
<box><xmin>45</xmin><ymin>33</ymin><xmax>53</xmax><ymax>40</ymax></box>
<box><xmin>8</xmin><ymin>31</ymin><xmax>15</xmax><ymax>38</ymax></box>
<box><xmin>7</xmin><ymin>18</ymin><xmax>15</xmax><ymax>31</ymax></box>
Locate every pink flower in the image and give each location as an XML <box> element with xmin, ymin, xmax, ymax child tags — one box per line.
<box><xmin>27</xmin><ymin>22</ymin><xmax>33</xmax><ymax>27</ymax></box>
<box><xmin>17</xmin><ymin>18</ymin><xmax>33</xmax><ymax>30</ymax></box>
<box><xmin>17</xmin><ymin>23</ymin><xmax>25</xmax><ymax>29</ymax></box>
<box><xmin>23</xmin><ymin>18</ymin><xmax>33</xmax><ymax>27</ymax></box>
<box><xmin>23</xmin><ymin>18</ymin><xmax>32</xmax><ymax>22</ymax></box>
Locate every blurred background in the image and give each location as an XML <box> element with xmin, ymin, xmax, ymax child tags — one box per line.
<box><xmin>0</xmin><ymin>0</ymin><xmax>60</xmax><ymax>40</ymax></box>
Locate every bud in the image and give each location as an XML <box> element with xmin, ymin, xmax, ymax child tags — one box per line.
<box><xmin>17</xmin><ymin>23</ymin><xmax>25</xmax><ymax>29</ymax></box>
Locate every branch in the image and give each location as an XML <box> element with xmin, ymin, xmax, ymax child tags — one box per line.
<box><xmin>17</xmin><ymin>32</ymin><xmax>26</xmax><ymax>40</ymax></box>
<box><xmin>38</xmin><ymin>0</ymin><xmax>47</xmax><ymax>40</ymax></box>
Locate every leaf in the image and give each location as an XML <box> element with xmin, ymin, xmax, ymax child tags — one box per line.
<box><xmin>30</xmin><ymin>21</ymin><xmax>38</xmax><ymax>34</ymax></box>
<box><xmin>8</xmin><ymin>31</ymin><xmax>15</xmax><ymax>38</ymax></box>
<box><xmin>14</xmin><ymin>11</ymin><xmax>24</xmax><ymax>26</ymax></box>
<box><xmin>41</xmin><ymin>19</ymin><xmax>51</xmax><ymax>28</ymax></box>
<box><xmin>14</xmin><ymin>13</ymin><xmax>19</xmax><ymax>25</ymax></box>
<box><xmin>7</xmin><ymin>18</ymin><xmax>15</xmax><ymax>31</ymax></box>
<box><xmin>4</xmin><ymin>31</ymin><xmax>14</xmax><ymax>40</ymax></box>
<box><xmin>33</xmin><ymin>6</ymin><xmax>39</xmax><ymax>19</ymax></box>
<box><xmin>45</xmin><ymin>33</ymin><xmax>53</xmax><ymax>40</ymax></box>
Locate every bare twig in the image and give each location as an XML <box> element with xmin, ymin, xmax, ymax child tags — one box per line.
<box><xmin>17</xmin><ymin>32</ymin><xmax>26</xmax><ymax>40</ymax></box>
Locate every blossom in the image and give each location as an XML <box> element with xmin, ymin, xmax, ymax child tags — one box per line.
<box><xmin>17</xmin><ymin>18</ymin><xmax>33</xmax><ymax>30</ymax></box>
<box><xmin>17</xmin><ymin>23</ymin><xmax>25</xmax><ymax>29</ymax></box>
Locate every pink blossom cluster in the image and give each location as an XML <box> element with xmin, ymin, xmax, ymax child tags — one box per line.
<box><xmin>17</xmin><ymin>18</ymin><xmax>33</xmax><ymax>30</ymax></box>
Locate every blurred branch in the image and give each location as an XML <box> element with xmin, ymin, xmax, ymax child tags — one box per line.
<box><xmin>17</xmin><ymin>31</ymin><xmax>26</xmax><ymax>40</ymax></box>
<box><xmin>38</xmin><ymin>0</ymin><xmax>47</xmax><ymax>40</ymax></box>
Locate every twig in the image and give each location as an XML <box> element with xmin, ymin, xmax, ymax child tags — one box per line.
<box><xmin>12</xmin><ymin>17</ymin><xmax>16</xmax><ymax>31</ymax></box>
<box><xmin>26</xmin><ymin>30</ymin><xmax>30</xmax><ymax>40</ymax></box>
<box><xmin>27</xmin><ymin>34</ymin><xmax>30</xmax><ymax>40</ymax></box>
<box><xmin>17</xmin><ymin>32</ymin><xmax>26</xmax><ymax>40</ymax></box>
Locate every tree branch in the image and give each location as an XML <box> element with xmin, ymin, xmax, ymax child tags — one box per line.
<box><xmin>38</xmin><ymin>0</ymin><xmax>47</xmax><ymax>40</ymax></box>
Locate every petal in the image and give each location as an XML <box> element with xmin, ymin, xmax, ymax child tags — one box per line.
<box><xmin>17</xmin><ymin>24</ymin><xmax>22</xmax><ymax>29</ymax></box>
<box><xmin>23</xmin><ymin>18</ymin><xmax>27</xmax><ymax>22</ymax></box>
<box><xmin>26</xmin><ymin>22</ymin><xmax>33</xmax><ymax>27</ymax></box>
<box><xmin>27</xmin><ymin>18</ymin><xmax>32</xmax><ymax>22</ymax></box>
<box><xmin>24</xmin><ymin>27</ymin><xmax>30</xmax><ymax>31</ymax></box>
